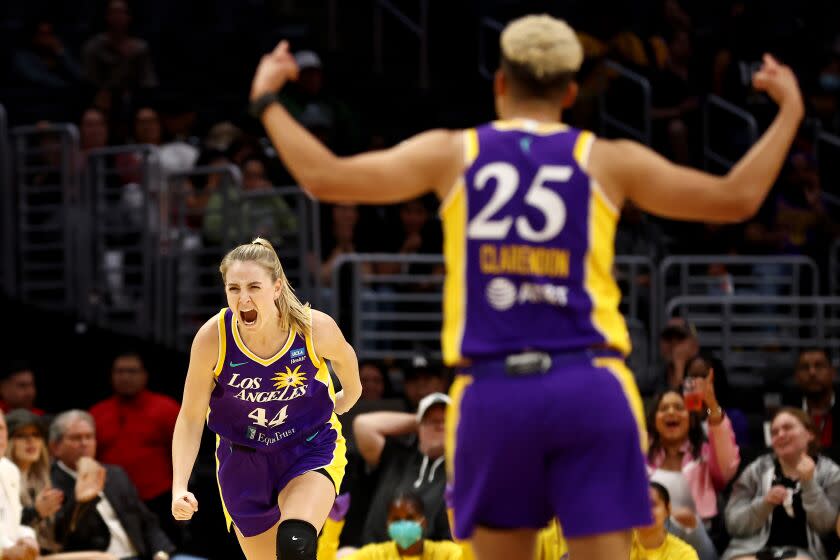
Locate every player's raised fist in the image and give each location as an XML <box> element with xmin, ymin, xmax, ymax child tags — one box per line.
<box><xmin>250</xmin><ymin>40</ymin><xmax>300</xmax><ymax>101</ymax></box>
<box><xmin>752</xmin><ymin>53</ymin><xmax>804</xmax><ymax>118</ymax></box>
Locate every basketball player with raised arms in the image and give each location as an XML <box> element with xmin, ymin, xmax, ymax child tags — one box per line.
<box><xmin>171</xmin><ymin>238</ymin><xmax>361</xmax><ymax>560</ymax></box>
<box><xmin>246</xmin><ymin>14</ymin><xmax>803</xmax><ymax>560</ymax></box>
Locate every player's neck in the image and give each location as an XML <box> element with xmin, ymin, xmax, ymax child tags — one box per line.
<box><xmin>501</xmin><ymin>101</ymin><xmax>562</xmax><ymax>124</ymax></box>
<box><xmin>240</xmin><ymin>317</ymin><xmax>288</xmax><ymax>355</ymax></box>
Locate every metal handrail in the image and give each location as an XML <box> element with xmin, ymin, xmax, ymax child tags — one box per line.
<box><xmin>374</xmin><ymin>0</ymin><xmax>429</xmax><ymax>89</ymax></box>
<box><xmin>703</xmin><ymin>94</ymin><xmax>758</xmax><ymax>171</ymax></box>
<box><xmin>599</xmin><ymin>60</ymin><xmax>652</xmax><ymax>145</ymax></box>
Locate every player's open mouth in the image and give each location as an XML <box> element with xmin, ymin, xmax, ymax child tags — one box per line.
<box><xmin>240</xmin><ymin>309</ymin><xmax>258</xmax><ymax>325</ymax></box>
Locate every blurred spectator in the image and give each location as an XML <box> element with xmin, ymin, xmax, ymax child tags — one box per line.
<box><xmin>647</xmin><ymin>389</ymin><xmax>741</xmax><ymax>560</ymax></box>
<box><xmin>615</xmin><ymin>201</ymin><xmax>669</xmax><ymax>263</ymax></box>
<box><xmin>632</xmin><ymin>482</ymin><xmax>699</xmax><ymax>560</ymax></box>
<box><xmin>11</xmin><ymin>18</ymin><xmax>82</xmax><ymax>89</ymax></box>
<box><xmin>318</xmin><ymin>491</ymin><xmax>462</xmax><ymax>560</ymax></box>
<box><xmin>81</xmin><ymin>0</ymin><xmax>158</xmax><ymax>91</ymax></box>
<box><xmin>319</xmin><ymin>204</ymin><xmax>376</xmax><ymax>287</ymax></box>
<box><xmin>203</xmin><ymin>155</ymin><xmax>296</xmax><ymax>246</ymax></box>
<box><xmin>49</xmin><ymin>410</ymin><xmax>175</xmax><ymax>559</ymax></box>
<box><xmin>279</xmin><ymin>50</ymin><xmax>362</xmax><ymax>154</ymax></box>
<box><xmin>354</xmin><ymin>393</ymin><xmax>451</xmax><ymax>544</ymax></box>
<box><xmin>651</xmin><ymin>29</ymin><xmax>699</xmax><ymax>164</ymax></box>
<box><xmin>0</xmin><ymin>410</ymin><xmax>40</xmax><ymax>560</ymax></box>
<box><xmin>359</xmin><ymin>361</ymin><xmax>390</xmax><ymax>402</ymax></box>
<box><xmin>684</xmin><ymin>354</ymin><xmax>751</xmax><ymax>448</ymax></box>
<box><xmin>5</xmin><ymin>409</ymin><xmax>62</xmax><ymax>553</ymax></box>
<box><xmin>782</xmin><ymin>348</ymin><xmax>840</xmax><ymax>463</ymax></box>
<box><xmin>376</xmin><ymin>198</ymin><xmax>444</xmax><ymax>278</ymax></box>
<box><xmin>89</xmin><ymin>352</ymin><xmax>180</xmax><ymax>544</ymax></box>
<box><xmin>723</xmin><ymin>408</ymin><xmax>840</xmax><ymax>560</ymax></box>
<box><xmin>80</xmin><ymin>107</ymin><xmax>110</xmax><ymax>156</ymax></box>
<box><xmin>659</xmin><ymin>318</ymin><xmax>700</xmax><ymax>390</ymax></box>
<box><xmin>204</xmin><ymin>121</ymin><xmax>242</xmax><ymax>153</ymax></box>
<box><xmin>0</xmin><ymin>361</ymin><xmax>45</xmax><ymax>415</ymax></box>
<box><xmin>401</xmin><ymin>356</ymin><xmax>448</xmax><ymax>411</ymax></box>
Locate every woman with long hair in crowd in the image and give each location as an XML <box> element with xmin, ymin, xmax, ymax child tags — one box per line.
<box><xmin>723</xmin><ymin>408</ymin><xmax>840</xmax><ymax>560</ymax></box>
<box><xmin>647</xmin><ymin>386</ymin><xmax>741</xmax><ymax>560</ymax></box>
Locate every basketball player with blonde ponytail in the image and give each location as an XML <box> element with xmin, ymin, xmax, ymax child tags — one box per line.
<box><xmin>171</xmin><ymin>237</ymin><xmax>361</xmax><ymax>560</ymax></box>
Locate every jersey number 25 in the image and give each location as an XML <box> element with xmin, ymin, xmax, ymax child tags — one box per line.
<box><xmin>467</xmin><ymin>163</ymin><xmax>571</xmax><ymax>242</ymax></box>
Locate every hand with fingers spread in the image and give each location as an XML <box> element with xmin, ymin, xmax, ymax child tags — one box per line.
<box><xmin>172</xmin><ymin>489</ymin><xmax>199</xmax><ymax>521</ymax></box>
<box><xmin>752</xmin><ymin>53</ymin><xmax>804</xmax><ymax>116</ymax></box>
<box><xmin>250</xmin><ymin>40</ymin><xmax>300</xmax><ymax>101</ymax></box>
<box><xmin>75</xmin><ymin>456</ymin><xmax>106</xmax><ymax>502</ymax></box>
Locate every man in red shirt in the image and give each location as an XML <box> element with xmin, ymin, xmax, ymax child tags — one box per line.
<box><xmin>0</xmin><ymin>361</ymin><xmax>45</xmax><ymax>415</ymax></box>
<box><xmin>89</xmin><ymin>351</ymin><xmax>180</xmax><ymax>542</ymax></box>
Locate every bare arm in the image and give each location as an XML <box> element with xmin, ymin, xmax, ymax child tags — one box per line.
<box><xmin>353</xmin><ymin>412</ymin><xmax>418</xmax><ymax>468</ymax></box>
<box><xmin>172</xmin><ymin>316</ymin><xmax>218</xmax><ymax>498</ymax></box>
<box><xmin>251</xmin><ymin>41</ymin><xmax>463</xmax><ymax>203</ymax></box>
<box><xmin>312</xmin><ymin>309</ymin><xmax>361</xmax><ymax>415</ymax></box>
<box><xmin>590</xmin><ymin>54</ymin><xmax>804</xmax><ymax>223</ymax></box>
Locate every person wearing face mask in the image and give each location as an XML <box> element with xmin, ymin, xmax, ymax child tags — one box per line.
<box><xmin>723</xmin><ymin>408</ymin><xmax>840</xmax><ymax>560</ymax></box>
<box><xmin>318</xmin><ymin>492</ymin><xmax>462</xmax><ymax>559</ymax></box>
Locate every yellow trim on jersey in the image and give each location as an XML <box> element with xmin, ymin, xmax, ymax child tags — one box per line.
<box><xmin>445</xmin><ymin>374</ymin><xmax>473</xmax><ymax>480</ymax></box>
<box><xmin>583</xmin><ymin>187</ymin><xmax>631</xmax><ymax>355</ymax></box>
<box><xmin>493</xmin><ymin>119</ymin><xmax>569</xmax><ymax>135</ymax></box>
<box><xmin>440</xmin><ymin>128</ymin><xmax>478</xmax><ymax>366</ymax></box>
<box><xmin>230</xmin><ymin>314</ymin><xmax>295</xmax><ymax>366</ymax></box>
<box><xmin>213</xmin><ymin>308</ymin><xmax>227</xmax><ymax>378</ymax></box>
<box><xmin>305</xmin><ymin>328</ymin><xmax>322</xmax><ymax>369</ymax></box>
<box><xmin>214</xmin><ymin>435</ymin><xmax>234</xmax><ymax>531</ymax></box>
<box><xmin>573</xmin><ymin>130</ymin><xmax>595</xmax><ymax>167</ymax></box>
<box><xmin>594</xmin><ymin>357</ymin><xmax>647</xmax><ymax>452</ymax></box>
<box><xmin>316</xmin><ymin>413</ymin><xmax>348</xmax><ymax>494</ymax></box>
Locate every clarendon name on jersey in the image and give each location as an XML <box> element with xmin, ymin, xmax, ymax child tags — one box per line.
<box><xmin>480</xmin><ymin>243</ymin><xmax>570</xmax><ymax>278</ymax></box>
<box><xmin>227</xmin><ymin>374</ymin><xmax>307</xmax><ymax>402</ymax></box>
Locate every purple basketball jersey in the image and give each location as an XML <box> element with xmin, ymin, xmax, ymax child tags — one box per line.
<box><xmin>207</xmin><ymin>308</ymin><xmax>338</xmax><ymax>449</ymax></box>
<box><xmin>440</xmin><ymin>120</ymin><xmax>630</xmax><ymax>366</ymax></box>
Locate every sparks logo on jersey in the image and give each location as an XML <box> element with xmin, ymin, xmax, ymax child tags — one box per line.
<box><xmin>271</xmin><ymin>365</ymin><xmax>307</xmax><ymax>390</ymax></box>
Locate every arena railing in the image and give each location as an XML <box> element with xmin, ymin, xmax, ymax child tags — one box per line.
<box><xmin>665</xmin><ymin>295</ymin><xmax>840</xmax><ymax>378</ymax></box>
<box><xmin>477</xmin><ymin>17</ymin><xmax>504</xmax><ymax>81</ymax></box>
<box><xmin>703</xmin><ymin>94</ymin><xmax>758</xmax><ymax>172</ymax></box>
<box><xmin>0</xmin><ymin>104</ymin><xmax>13</xmax><ymax>297</ymax></box>
<box><xmin>615</xmin><ymin>255</ymin><xmax>658</xmax><ymax>366</ymax></box>
<box><xmin>331</xmin><ymin>253</ymin><xmax>445</xmax><ymax>361</ymax></box>
<box><xmin>331</xmin><ymin>253</ymin><xmax>658</xmax><ymax>370</ymax></box>
<box><xmin>374</xmin><ymin>0</ymin><xmax>429</xmax><ymax>90</ymax></box>
<box><xmin>598</xmin><ymin>60</ymin><xmax>652</xmax><ymax>145</ymax></box>
<box><xmin>160</xmin><ymin>164</ymin><xmax>243</xmax><ymax>350</ymax></box>
<box><xmin>658</xmin><ymin>254</ymin><xmax>819</xmax><ymax>328</ymax></box>
<box><xmin>82</xmin><ymin>144</ymin><xmax>162</xmax><ymax>338</ymax></box>
<box><xmin>831</xmin><ymin>239</ymin><xmax>840</xmax><ymax>296</ymax></box>
<box><xmin>238</xmin><ymin>187</ymin><xmax>322</xmax><ymax>311</ymax></box>
<box><xmin>10</xmin><ymin>123</ymin><xmax>80</xmax><ymax>313</ymax></box>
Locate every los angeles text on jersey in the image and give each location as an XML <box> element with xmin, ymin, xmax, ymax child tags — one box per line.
<box><xmin>226</xmin><ymin>373</ymin><xmax>308</xmax><ymax>402</ymax></box>
<box><xmin>479</xmin><ymin>243</ymin><xmax>570</xmax><ymax>278</ymax></box>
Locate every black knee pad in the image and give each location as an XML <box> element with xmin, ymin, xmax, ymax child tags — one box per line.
<box><xmin>276</xmin><ymin>519</ymin><xmax>317</xmax><ymax>560</ymax></box>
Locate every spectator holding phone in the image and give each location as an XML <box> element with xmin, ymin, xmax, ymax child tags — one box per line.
<box><xmin>723</xmin><ymin>408</ymin><xmax>840</xmax><ymax>560</ymax></box>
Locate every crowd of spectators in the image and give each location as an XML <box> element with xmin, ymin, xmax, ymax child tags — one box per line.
<box><xmin>1</xmin><ymin>0</ymin><xmax>840</xmax><ymax>559</ymax></box>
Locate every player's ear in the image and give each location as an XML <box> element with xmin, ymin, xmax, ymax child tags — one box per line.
<box><xmin>561</xmin><ymin>81</ymin><xmax>579</xmax><ymax>109</ymax></box>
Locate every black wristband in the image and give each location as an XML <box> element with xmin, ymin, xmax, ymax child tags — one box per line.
<box><xmin>248</xmin><ymin>92</ymin><xmax>279</xmax><ymax>120</ymax></box>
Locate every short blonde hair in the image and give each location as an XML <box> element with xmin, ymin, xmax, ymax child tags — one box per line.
<box><xmin>500</xmin><ymin>15</ymin><xmax>582</xmax><ymax>98</ymax></box>
<box><xmin>219</xmin><ymin>238</ymin><xmax>311</xmax><ymax>337</ymax></box>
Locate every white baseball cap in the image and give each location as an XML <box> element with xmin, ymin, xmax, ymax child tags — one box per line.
<box><xmin>416</xmin><ymin>392</ymin><xmax>451</xmax><ymax>423</ymax></box>
<box><xmin>295</xmin><ymin>50</ymin><xmax>322</xmax><ymax>70</ymax></box>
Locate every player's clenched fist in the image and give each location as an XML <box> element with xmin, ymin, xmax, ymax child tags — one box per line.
<box><xmin>172</xmin><ymin>490</ymin><xmax>198</xmax><ymax>521</ymax></box>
